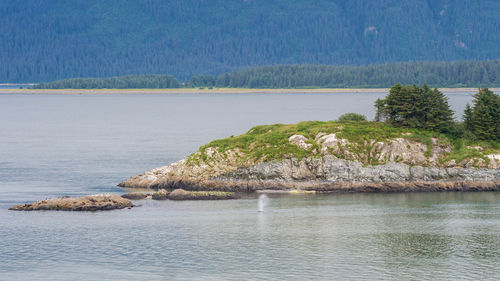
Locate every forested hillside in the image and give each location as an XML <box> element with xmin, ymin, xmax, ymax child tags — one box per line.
<box><xmin>2</xmin><ymin>0</ymin><xmax>500</xmax><ymax>83</ymax></box>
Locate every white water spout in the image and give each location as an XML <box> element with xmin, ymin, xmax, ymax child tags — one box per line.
<box><xmin>257</xmin><ymin>194</ymin><xmax>269</xmax><ymax>212</ymax></box>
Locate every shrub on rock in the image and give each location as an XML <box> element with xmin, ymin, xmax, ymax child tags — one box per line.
<box><xmin>152</xmin><ymin>189</ymin><xmax>169</xmax><ymax>200</ymax></box>
<box><xmin>338</xmin><ymin>113</ymin><xmax>366</xmax><ymax>122</ymax></box>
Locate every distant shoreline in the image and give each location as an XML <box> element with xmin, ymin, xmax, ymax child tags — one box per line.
<box><xmin>1</xmin><ymin>87</ymin><xmax>498</xmax><ymax>95</ymax></box>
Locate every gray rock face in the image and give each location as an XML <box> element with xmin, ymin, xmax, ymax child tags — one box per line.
<box><xmin>119</xmin><ymin>155</ymin><xmax>500</xmax><ymax>192</ymax></box>
<box><xmin>218</xmin><ymin>156</ymin><xmax>500</xmax><ymax>183</ymax></box>
<box><xmin>207</xmin><ymin>156</ymin><xmax>500</xmax><ymax>192</ymax></box>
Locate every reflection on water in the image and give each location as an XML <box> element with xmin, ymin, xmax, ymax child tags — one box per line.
<box><xmin>0</xmin><ymin>93</ymin><xmax>498</xmax><ymax>280</ymax></box>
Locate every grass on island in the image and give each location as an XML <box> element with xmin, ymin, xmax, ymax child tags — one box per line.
<box><xmin>187</xmin><ymin>121</ymin><xmax>499</xmax><ymax>166</ymax></box>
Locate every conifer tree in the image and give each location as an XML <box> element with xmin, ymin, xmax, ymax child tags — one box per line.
<box><xmin>469</xmin><ymin>88</ymin><xmax>500</xmax><ymax>140</ymax></box>
<box><xmin>375</xmin><ymin>83</ymin><xmax>453</xmax><ymax>131</ymax></box>
<box><xmin>463</xmin><ymin>103</ymin><xmax>473</xmax><ymax>131</ymax></box>
<box><xmin>421</xmin><ymin>85</ymin><xmax>454</xmax><ymax>131</ymax></box>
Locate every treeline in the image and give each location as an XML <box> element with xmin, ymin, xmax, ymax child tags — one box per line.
<box><xmin>34</xmin><ymin>75</ymin><xmax>180</xmax><ymax>89</ymax></box>
<box><xmin>35</xmin><ymin>60</ymin><xmax>500</xmax><ymax>89</ymax></box>
<box><xmin>211</xmin><ymin>61</ymin><xmax>500</xmax><ymax>88</ymax></box>
<box><xmin>2</xmin><ymin>0</ymin><xmax>500</xmax><ymax>82</ymax></box>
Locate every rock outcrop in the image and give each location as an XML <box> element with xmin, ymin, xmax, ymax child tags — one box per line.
<box><xmin>119</xmin><ymin>124</ymin><xmax>500</xmax><ymax>193</ymax></box>
<box><xmin>10</xmin><ymin>194</ymin><xmax>133</xmax><ymax>211</ymax></box>
<box><xmin>289</xmin><ymin>135</ymin><xmax>312</xmax><ymax>149</ymax></box>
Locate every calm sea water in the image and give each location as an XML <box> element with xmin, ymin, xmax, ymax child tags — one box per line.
<box><xmin>0</xmin><ymin>92</ymin><xmax>499</xmax><ymax>280</ymax></box>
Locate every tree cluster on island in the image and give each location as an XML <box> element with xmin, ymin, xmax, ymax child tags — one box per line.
<box><xmin>374</xmin><ymin>84</ymin><xmax>500</xmax><ymax>142</ymax></box>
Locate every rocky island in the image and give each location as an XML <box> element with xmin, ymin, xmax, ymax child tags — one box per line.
<box><xmin>119</xmin><ymin>121</ymin><xmax>500</xmax><ymax>193</ymax></box>
<box><xmin>9</xmin><ymin>194</ymin><xmax>133</xmax><ymax>211</ymax></box>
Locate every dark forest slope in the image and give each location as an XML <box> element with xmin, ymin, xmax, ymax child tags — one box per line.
<box><xmin>1</xmin><ymin>0</ymin><xmax>500</xmax><ymax>82</ymax></box>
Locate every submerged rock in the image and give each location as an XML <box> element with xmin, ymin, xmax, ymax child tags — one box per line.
<box><xmin>121</xmin><ymin>192</ymin><xmax>151</xmax><ymax>200</ymax></box>
<box><xmin>152</xmin><ymin>189</ymin><xmax>169</xmax><ymax>200</ymax></box>
<box><xmin>10</xmin><ymin>194</ymin><xmax>133</xmax><ymax>211</ymax></box>
<box><xmin>168</xmin><ymin>189</ymin><xmax>237</xmax><ymax>200</ymax></box>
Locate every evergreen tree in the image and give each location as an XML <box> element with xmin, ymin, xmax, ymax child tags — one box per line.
<box><xmin>470</xmin><ymin>88</ymin><xmax>500</xmax><ymax>140</ymax></box>
<box><xmin>382</xmin><ymin>84</ymin><xmax>424</xmax><ymax>128</ymax></box>
<box><xmin>375</xmin><ymin>83</ymin><xmax>454</xmax><ymax>131</ymax></box>
<box><xmin>463</xmin><ymin>103</ymin><xmax>473</xmax><ymax>131</ymax></box>
<box><xmin>374</xmin><ymin>98</ymin><xmax>386</xmax><ymax>122</ymax></box>
<box><xmin>421</xmin><ymin>85</ymin><xmax>454</xmax><ymax>131</ymax></box>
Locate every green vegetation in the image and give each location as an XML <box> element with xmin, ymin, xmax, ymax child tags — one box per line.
<box><xmin>187</xmin><ymin>120</ymin><xmax>498</xmax><ymax>167</ymax></box>
<box><xmin>338</xmin><ymin>113</ymin><xmax>367</xmax><ymax>122</ymax></box>
<box><xmin>375</xmin><ymin>84</ymin><xmax>453</xmax><ymax>131</ymax></box>
<box><xmin>193</xmin><ymin>121</ymin><xmax>425</xmax><ymax>163</ymax></box>
<box><xmin>33</xmin><ymin>75</ymin><xmax>180</xmax><ymax>89</ymax></box>
<box><xmin>3</xmin><ymin>0</ymin><xmax>500</xmax><ymax>83</ymax></box>
<box><xmin>32</xmin><ymin>60</ymin><xmax>500</xmax><ymax>89</ymax></box>
<box><xmin>443</xmin><ymin>141</ymin><xmax>495</xmax><ymax>165</ymax></box>
<box><xmin>464</xmin><ymin>89</ymin><xmax>500</xmax><ymax>141</ymax></box>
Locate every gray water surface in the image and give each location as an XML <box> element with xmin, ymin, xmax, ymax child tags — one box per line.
<box><xmin>0</xmin><ymin>92</ymin><xmax>498</xmax><ymax>280</ymax></box>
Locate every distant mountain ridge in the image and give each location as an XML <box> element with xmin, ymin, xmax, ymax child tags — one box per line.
<box><xmin>1</xmin><ymin>0</ymin><xmax>499</xmax><ymax>82</ymax></box>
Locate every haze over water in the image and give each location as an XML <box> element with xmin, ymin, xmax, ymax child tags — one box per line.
<box><xmin>0</xmin><ymin>92</ymin><xmax>499</xmax><ymax>280</ymax></box>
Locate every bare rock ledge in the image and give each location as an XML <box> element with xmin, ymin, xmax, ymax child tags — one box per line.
<box><xmin>10</xmin><ymin>194</ymin><xmax>133</xmax><ymax>211</ymax></box>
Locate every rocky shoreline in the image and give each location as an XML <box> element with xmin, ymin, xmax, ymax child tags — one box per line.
<box><xmin>119</xmin><ymin>156</ymin><xmax>500</xmax><ymax>193</ymax></box>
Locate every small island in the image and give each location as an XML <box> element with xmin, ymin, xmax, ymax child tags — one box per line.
<box><xmin>9</xmin><ymin>194</ymin><xmax>133</xmax><ymax>211</ymax></box>
<box><xmin>119</xmin><ymin>85</ymin><xmax>500</xmax><ymax>193</ymax></box>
